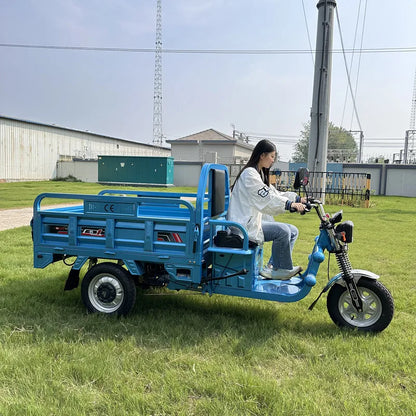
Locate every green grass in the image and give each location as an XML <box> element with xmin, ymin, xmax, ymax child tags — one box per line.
<box><xmin>0</xmin><ymin>181</ymin><xmax>196</xmax><ymax>210</ymax></box>
<box><xmin>0</xmin><ymin>191</ymin><xmax>415</xmax><ymax>415</ymax></box>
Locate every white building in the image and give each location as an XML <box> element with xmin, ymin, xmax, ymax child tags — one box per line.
<box><xmin>165</xmin><ymin>128</ymin><xmax>254</xmax><ymax>186</ymax></box>
<box><xmin>0</xmin><ymin>115</ymin><xmax>170</xmax><ymax>181</ymax></box>
<box><xmin>166</xmin><ymin>128</ymin><xmax>253</xmax><ymax>164</ymax></box>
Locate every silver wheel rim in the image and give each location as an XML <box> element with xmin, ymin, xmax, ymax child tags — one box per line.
<box><xmin>338</xmin><ymin>286</ymin><xmax>382</xmax><ymax>327</ymax></box>
<box><xmin>88</xmin><ymin>273</ymin><xmax>124</xmax><ymax>313</ymax></box>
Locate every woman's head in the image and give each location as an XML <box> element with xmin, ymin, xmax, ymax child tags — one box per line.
<box><xmin>248</xmin><ymin>139</ymin><xmax>276</xmax><ymax>170</ymax></box>
<box><xmin>231</xmin><ymin>139</ymin><xmax>277</xmax><ymax>189</ymax></box>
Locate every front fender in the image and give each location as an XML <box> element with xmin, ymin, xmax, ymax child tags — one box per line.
<box><xmin>351</xmin><ymin>269</ymin><xmax>379</xmax><ymax>281</ymax></box>
<box><xmin>327</xmin><ymin>269</ymin><xmax>379</xmax><ymax>291</ymax></box>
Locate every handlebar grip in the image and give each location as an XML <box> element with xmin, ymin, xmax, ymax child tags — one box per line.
<box><xmin>301</xmin><ymin>203</ymin><xmax>312</xmax><ymax>215</ymax></box>
<box><xmin>291</xmin><ymin>202</ymin><xmax>311</xmax><ymax>214</ymax></box>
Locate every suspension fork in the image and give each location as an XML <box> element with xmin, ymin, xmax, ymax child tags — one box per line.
<box><xmin>336</xmin><ymin>251</ymin><xmax>363</xmax><ymax>313</ymax></box>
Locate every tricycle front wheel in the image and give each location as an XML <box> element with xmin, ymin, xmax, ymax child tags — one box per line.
<box><xmin>327</xmin><ymin>277</ymin><xmax>394</xmax><ymax>332</ymax></box>
<box><xmin>81</xmin><ymin>262</ymin><xmax>136</xmax><ymax>316</ymax></box>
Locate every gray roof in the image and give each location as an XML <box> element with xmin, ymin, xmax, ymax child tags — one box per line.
<box><xmin>166</xmin><ymin>128</ymin><xmax>253</xmax><ymax>150</ymax></box>
<box><xmin>0</xmin><ymin>115</ymin><xmax>169</xmax><ymax>150</ymax></box>
<box><xmin>166</xmin><ymin>128</ymin><xmax>233</xmax><ymax>142</ymax></box>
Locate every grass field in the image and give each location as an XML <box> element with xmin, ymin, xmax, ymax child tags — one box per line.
<box><xmin>0</xmin><ymin>182</ymin><xmax>415</xmax><ymax>415</ymax></box>
<box><xmin>0</xmin><ymin>181</ymin><xmax>196</xmax><ymax>210</ymax></box>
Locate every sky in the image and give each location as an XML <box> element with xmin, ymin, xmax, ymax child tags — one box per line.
<box><xmin>0</xmin><ymin>0</ymin><xmax>415</xmax><ymax>162</ymax></box>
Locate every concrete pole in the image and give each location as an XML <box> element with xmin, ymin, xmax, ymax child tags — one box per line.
<box><xmin>350</xmin><ymin>130</ymin><xmax>364</xmax><ymax>163</ymax></box>
<box><xmin>307</xmin><ymin>0</ymin><xmax>337</xmax><ymax>201</ymax></box>
<box><xmin>403</xmin><ymin>131</ymin><xmax>409</xmax><ymax>164</ymax></box>
<box><xmin>358</xmin><ymin>131</ymin><xmax>364</xmax><ymax>163</ymax></box>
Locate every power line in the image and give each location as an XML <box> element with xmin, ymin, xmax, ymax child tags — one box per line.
<box><xmin>245</xmin><ymin>131</ymin><xmax>404</xmax><ymax>141</ymax></box>
<box><xmin>349</xmin><ymin>0</ymin><xmax>367</xmax><ymax>130</ymax></box>
<box><xmin>249</xmin><ymin>136</ymin><xmax>299</xmax><ymax>144</ymax></box>
<box><xmin>335</xmin><ymin>7</ymin><xmax>363</xmax><ymax>131</ymax></box>
<box><xmin>1</xmin><ymin>43</ymin><xmax>416</xmax><ymax>55</ymax></box>
<box><xmin>244</xmin><ymin>131</ymin><xmax>300</xmax><ymax>138</ymax></box>
<box><xmin>340</xmin><ymin>0</ymin><xmax>366</xmax><ymax>127</ymax></box>
<box><xmin>301</xmin><ymin>0</ymin><xmax>314</xmax><ymax>66</ymax></box>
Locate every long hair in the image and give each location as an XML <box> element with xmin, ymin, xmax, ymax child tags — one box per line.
<box><xmin>231</xmin><ymin>139</ymin><xmax>276</xmax><ymax>191</ymax></box>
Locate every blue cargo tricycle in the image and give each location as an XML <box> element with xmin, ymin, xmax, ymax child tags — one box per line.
<box><xmin>32</xmin><ymin>163</ymin><xmax>394</xmax><ymax>332</ymax></box>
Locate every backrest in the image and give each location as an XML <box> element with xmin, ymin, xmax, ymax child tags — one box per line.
<box><xmin>211</xmin><ymin>169</ymin><xmax>225</xmax><ymax>218</ymax></box>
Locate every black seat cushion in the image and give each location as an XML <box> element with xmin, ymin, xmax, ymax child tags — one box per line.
<box><xmin>214</xmin><ymin>230</ymin><xmax>257</xmax><ymax>249</ymax></box>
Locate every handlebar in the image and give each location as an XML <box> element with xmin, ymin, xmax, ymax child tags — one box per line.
<box><xmin>288</xmin><ymin>195</ymin><xmax>324</xmax><ymax>216</ymax></box>
<box><xmin>289</xmin><ymin>202</ymin><xmax>312</xmax><ymax>215</ymax></box>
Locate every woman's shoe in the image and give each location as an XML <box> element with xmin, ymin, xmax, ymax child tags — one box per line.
<box><xmin>260</xmin><ymin>266</ymin><xmax>302</xmax><ymax>280</ymax></box>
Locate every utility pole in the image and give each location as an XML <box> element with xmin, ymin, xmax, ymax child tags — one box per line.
<box><xmin>152</xmin><ymin>0</ymin><xmax>163</xmax><ymax>146</ymax></box>
<box><xmin>404</xmin><ymin>131</ymin><xmax>409</xmax><ymax>164</ymax></box>
<box><xmin>307</xmin><ymin>0</ymin><xmax>337</xmax><ymax>201</ymax></box>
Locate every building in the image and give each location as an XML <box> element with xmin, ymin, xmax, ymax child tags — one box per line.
<box><xmin>166</xmin><ymin>128</ymin><xmax>253</xmax><ymax>164</ymax></box>
<box><xmin>0</xmin><ymin>115</ymin><xmax>170</xmax><ymax>182</ymax></box>
<box><xmin>166</xmin><ymin>128</ymin><xmax>254</xmax><ymax>186</ymax></box>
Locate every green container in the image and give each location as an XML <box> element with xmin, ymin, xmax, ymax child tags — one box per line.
<box><xmin>98</xmin><ymin>156</ymin><xmax>174</xmax><ymax>185</ymax></box>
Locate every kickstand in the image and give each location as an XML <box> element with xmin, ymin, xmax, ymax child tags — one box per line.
<box><xmin>308</xmin><ymin>286</ymin><xmax>328</xmax><ymax>311</ymax></box>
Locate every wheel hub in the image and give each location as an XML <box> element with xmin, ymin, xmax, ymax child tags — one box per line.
<box><xmin>339</xmin><ymin>287</ymin><xmax>382</xmax><ymax>327</ymax></box>
<box><xmin>97</xmin><ymin>283</ymin><xmax>117</xmax><ymax>303</ymax></box>
<box><xmin>89</xmin><ymin>274</ymin><xmax>124</xmax><ymax>313</ymax></box>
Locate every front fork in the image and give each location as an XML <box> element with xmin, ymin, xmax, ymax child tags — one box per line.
<box><xmin>308</xmin><ymin>249</ymin><xmax>364</xmax><ymax>312</ymax></box>
<box><xmin>336</xmin><ymin>251</ymin><xmax>363</xmax><ymax>313</ymax></box>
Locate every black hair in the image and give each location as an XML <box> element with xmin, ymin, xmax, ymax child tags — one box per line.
<box><xmin>231</xmin><ymin>139</ymin><xmax>276</xmax><ymax>191</ymax></box>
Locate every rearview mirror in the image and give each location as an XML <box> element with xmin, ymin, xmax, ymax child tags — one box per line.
<box><xmin>294</xmin><ymin>167</ymin><xmax>309</xmax><ymax>189</ymax></box>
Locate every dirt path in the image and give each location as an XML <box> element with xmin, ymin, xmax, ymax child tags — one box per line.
<box><xmin>0</xmin><ymin>207</ymin><xmax>34</xmax><ymax>231</ymax></box>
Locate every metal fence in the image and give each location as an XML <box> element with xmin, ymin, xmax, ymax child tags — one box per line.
<box><xmin>272</xmin><ymin>171</ymin><xmax>371</xmax><ymax>207</ymax></box>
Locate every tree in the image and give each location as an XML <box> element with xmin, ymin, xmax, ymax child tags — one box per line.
<box><xmin>292</xmin><ymin>122</ymin><xmax>358</xmax><ymax>163</ymax></box>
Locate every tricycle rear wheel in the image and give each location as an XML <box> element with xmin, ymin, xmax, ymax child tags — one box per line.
<box><xmin>81</xmin><ymin>262</ymin><xmax>136</xmax><ymax>316</ymax></box>
<box><xmin>327</xmin><ymin>277</ymin><xmax>394</xmax><ymax>332</ymax></box>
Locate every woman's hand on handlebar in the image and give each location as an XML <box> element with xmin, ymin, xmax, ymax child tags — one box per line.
<box><xmin>290</xmin><ymin>202</ymin><xmax>307</xmax><ymax>213</ymax></box>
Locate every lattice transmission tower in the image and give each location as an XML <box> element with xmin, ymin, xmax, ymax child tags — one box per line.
<box><xmin>410</xmin><ymin>69</ymin><xmax>416</xmax><ymax>131</ymax></box>
<box><xmin>152</xmin><ymin>0</ymin><xmax>163</xmax><ymax>145</ymax></box>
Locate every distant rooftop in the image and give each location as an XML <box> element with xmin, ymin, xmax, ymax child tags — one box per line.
<box><xmin>166</xmin><ymin>128</ymin><xmax>253</xmax><ymax>150</ymax></box>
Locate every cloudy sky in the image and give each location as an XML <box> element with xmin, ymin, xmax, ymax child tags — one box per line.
<box><xmin>0</xmin><ymin>0</ymin><xmax>415</xmax><ymax>161</ymax></box>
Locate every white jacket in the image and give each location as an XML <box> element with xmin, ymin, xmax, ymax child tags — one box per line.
<box><xmin>226</xmin><ymin>167</ymin><xmax>298</xmax><ymax>244</ymax></box>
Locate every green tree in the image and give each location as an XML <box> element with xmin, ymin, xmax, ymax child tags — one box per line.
<box><xmin>292</xmin><ymin>122</ymin><xmax>358</xmax><ymax>163</ymax></box>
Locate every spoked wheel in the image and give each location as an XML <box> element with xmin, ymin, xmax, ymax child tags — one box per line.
<box><xmin>327</xmin><ymin>277</ymin><xmax>394</xmax><ymax>333</ymax></box>
<box><xmin>81</xmin><ymin>262</ymin><xmax>136</xmax><ymax>316</ymax></box>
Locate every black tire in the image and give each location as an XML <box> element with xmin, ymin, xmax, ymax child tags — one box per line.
<box><xmin>327</xmin><ymin>277</ymin><xmax>394</xmax><ymax>333</ymax></box>
<box><xmin>81</xmin><ymin>262</ymin><xmax>136</xmax><ymax>316</ymax></box>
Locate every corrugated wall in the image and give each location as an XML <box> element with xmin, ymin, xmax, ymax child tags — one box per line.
<box><xmin>0</xmin><ymin>117</ymin><xmax>170</xmax><ymax>181</ymax></box>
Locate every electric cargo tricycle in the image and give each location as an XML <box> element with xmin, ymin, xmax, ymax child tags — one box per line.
<box><xmin>31</xmin><ymin>163</ymin><xmax>394</xmax><ymax>332</ymax></box>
